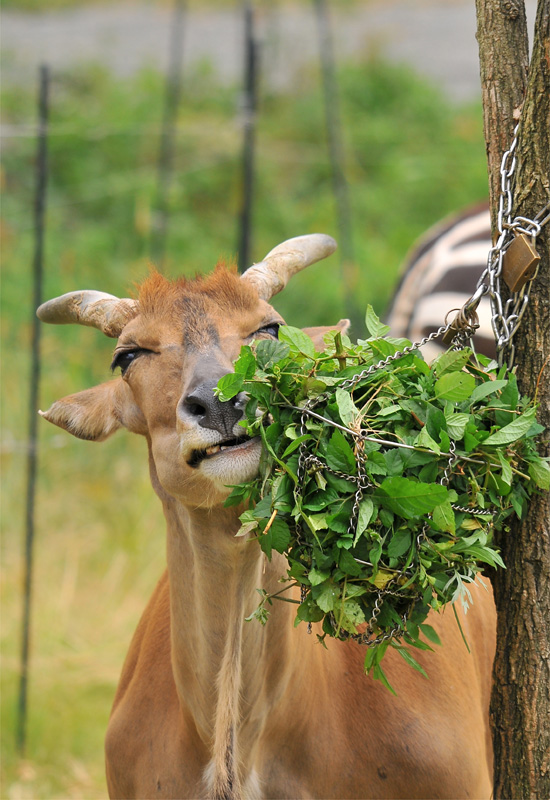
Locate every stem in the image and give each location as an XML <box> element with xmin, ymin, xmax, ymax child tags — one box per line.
<box><xmin>263</xmin><ymin>508</ymin><xmax>278</xmax><ymax>534</ymax></box>
<box><xmin>266</xmin><ymin>582</ymin><xmax>300</xmax><ymax>604</ymax></box>
<box><xmin>334</xmin><ymin>331</ymin><xmax>347</xmax><ymax>371</ymax></box>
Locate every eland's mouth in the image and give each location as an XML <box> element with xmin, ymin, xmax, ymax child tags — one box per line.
<box><xmin>188</xmin><ymin>435</ymin><xmax>259</xmax><ymax>468</ymax></box>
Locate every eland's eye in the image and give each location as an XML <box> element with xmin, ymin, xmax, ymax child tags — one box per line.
<box><xmin>255</xmin><ymin>322</ymin><xmax>281</xmax><ymax>339</ymax></box>
<box><xmin>111</xmin><ymin>348</ymin><xmax>151</xmax><ymax>375</ymax></box>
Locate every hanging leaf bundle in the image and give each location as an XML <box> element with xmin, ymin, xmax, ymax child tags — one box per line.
<box><xmin>217</xmin><ymin>308</ymin><xmax>549</xmax><ymax>685</ymax></box>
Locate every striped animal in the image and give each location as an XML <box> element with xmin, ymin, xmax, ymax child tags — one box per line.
<box><xmin>386</xmin><ymin>204</ymin><xmax>495</xmax><ymax>361</ymax></box>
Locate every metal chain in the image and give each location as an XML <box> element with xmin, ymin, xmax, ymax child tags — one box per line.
<box><xmin>338</xmin><ymin>325</ymin><xmax>450</xmax><ymax>393</ymax></box>
<box><xmin>472</xmin><ymin>124</ymin><xmax>550</xmax><ymax>370</ymax></box>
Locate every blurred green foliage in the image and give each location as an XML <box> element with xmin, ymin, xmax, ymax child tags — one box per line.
<box><xmin>2</xmin><ymin>58</ymin><xmax>487</xmax><ymax>332</ymax></box>
<box><xmin>1</xmin><ymin>56</ymin><xmax>487</xmax><ymax>797</ymax></box>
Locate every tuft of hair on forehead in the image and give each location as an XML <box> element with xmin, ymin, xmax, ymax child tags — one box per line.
<box><xmin>137</xmin><ymin>261</ymin><xmax>261</xmax><ymax>319</ymax></box>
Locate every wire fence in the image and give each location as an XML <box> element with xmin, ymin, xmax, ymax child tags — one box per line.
<box><xmin>10</xmin><ymin>0</ymin><xmax>356</xmax><ymax>755</ymax></box>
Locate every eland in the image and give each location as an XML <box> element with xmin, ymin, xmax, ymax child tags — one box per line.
<box><xmin>38</xmin><ymin>234</ymin><xmax>496</xmax><ymax>800</ymax></box>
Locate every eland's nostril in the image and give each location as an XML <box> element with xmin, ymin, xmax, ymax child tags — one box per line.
<box><xmin>181</xmin><ymin>379</ymin><xmax>245</xmax><ymax>436</ymax></box>
<box><xmin>185</xmin><ymin>399</ymin><xmax>207</xmax><ymax>418</ymax></box>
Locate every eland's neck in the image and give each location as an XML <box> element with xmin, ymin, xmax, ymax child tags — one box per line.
<box><xmin>162</xmin><ymin>496</ymin><xmax>301</xmax><ymax>798</ymax></box>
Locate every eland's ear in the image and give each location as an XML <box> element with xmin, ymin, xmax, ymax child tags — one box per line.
<box><xmin>302</xmin><ymin>319</ymin><xmax>351</xmax><ymax>352</ymax></box>
<box><xmin>39</xmin><ymin>378</ymin><xmax>145</xmax><ymax>441</ymax></box>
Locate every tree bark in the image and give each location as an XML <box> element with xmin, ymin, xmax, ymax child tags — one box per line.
<box><xmin>476</xmin><ymin>1</ymin><xmax>550</xmax><ymax>797</ymax></box>
<box><xmin>475</xmin><ymin>0</ymin><xmax>530</xmax><ymax>232</ymax></box>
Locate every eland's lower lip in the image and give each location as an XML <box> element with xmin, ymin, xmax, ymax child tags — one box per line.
<box><xmin>188</xmin><ymin>436</ymin><xmax>261</xmax><ymax>470</ymax></box>
<box><xmin>205</xmin><ymin>437</ymin><xmax>259</xmax><ymax>458</ymax></box>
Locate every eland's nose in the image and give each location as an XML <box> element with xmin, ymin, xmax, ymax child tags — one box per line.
<box><xmin>181</xmin><ymin>379</ymin><xmax>247</xmax><ymax>437</ymax></box>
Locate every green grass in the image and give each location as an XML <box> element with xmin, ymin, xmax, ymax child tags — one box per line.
<box><xmin>1</xmin><ymin>57</ymin><xmax>488</xmax><ymax>797</ymax></box>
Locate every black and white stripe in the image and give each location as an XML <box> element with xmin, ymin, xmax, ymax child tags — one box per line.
<box><xmin>386</xmin><ymin>204</ymin><xmax>495</xmax><ymax>361</ymax></box>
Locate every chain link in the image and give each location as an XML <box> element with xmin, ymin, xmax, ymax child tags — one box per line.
<box><xmin>472</xmin><ymin>124</ymin><xmax>550</xmax><ymax>369</ymax></box>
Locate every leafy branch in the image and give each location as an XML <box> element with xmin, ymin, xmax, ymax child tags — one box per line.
<box><xmin>220</xmin><ymin>307</ymin><xmax>549</xmax><ymax>686</ymax></box>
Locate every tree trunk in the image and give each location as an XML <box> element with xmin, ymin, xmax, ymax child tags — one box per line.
<box><xmin>476</xmin><ymin>1</ymin><xmax>550</xmax><ymax>797</ymax></box>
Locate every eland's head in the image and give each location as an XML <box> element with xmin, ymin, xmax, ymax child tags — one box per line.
<box><xmin>38</xmin><ymin>234</ymin><xmax>347</xmax><ymax>508</ymax></box>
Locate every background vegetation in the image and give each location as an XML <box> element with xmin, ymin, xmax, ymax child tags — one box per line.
<box><xmin>1</xmin><ymin>50</ymin><xmax>488</xmax><ymax>797</ymax></box>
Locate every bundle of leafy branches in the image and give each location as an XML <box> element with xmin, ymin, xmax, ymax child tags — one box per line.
<box><xmin>217</xmin><ymin>308</ymin><xmax>549</xmax><ymax>686</ymax></box>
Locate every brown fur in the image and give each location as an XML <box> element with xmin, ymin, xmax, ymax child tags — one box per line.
<box><xmin>137</xmin><ymin>265</ymin><xmax>259</xmax><ymax>321</ymax></box>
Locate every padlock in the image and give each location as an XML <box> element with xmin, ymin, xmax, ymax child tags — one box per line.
<box><xmin>442</xmin><ymin>314</ymin><xmax>461</xmax><ymax>346</ymax></box>
<box><xmin>502</xmin><ymin>233</ymin><xmax>540</xmax><ymax>293</ymax></box>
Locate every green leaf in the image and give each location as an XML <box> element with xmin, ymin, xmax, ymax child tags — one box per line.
<box><xmin>326</xmin><ymin>429</ymin><xmax>357</xmax><ymax>474</ymax></box>
<box><xmin>418</xmin><ymin>623</ymin><xmax>442</xmax><ymax>646</ymax></box>
<box><xmin>296</xmin><ymin>598</ymin><xmax>324</xmax><ymax>624</ymax></box>
<box><xmin>384</xmin><ymin>448</ymin><xmax>404</xmax><ymax>477</ymax></box>
<box><xmin>369</xmin><ymin>338</ymin><xmax>398</xmax><ymax>360</ymax></box>
<box><xmin>305</xmin><ymin>513</ymin><xmax>329</xmax><ymax>532</ymax></box>
<box><xmin>303</xmin><ymin>488</ymin><xmax>338</xmax><ymax>511</ymax></box>
<box><xmin>254</xmin><ymin>338</ymin><xmax>290</xmax><ymax>369</ymax></box>
<box><xmin>259</xmin><ymin>528</ymin><xmax>273</xmax><ymax>559</ymax></box>
<box><xmin>377</xmin><ymin>477</ymin><xmax>448</xmax><ymax>519</ymax></box>
<box><xmin>432</xmin><ymin>500</ymin><xmax>456</xmax><ymax>535</ymax></box>
<box><xmin>365</xmin><ymin>450</ymin><xmax>387</xmax><ymax>477</ymax></box>
<box><xmin>236</xmin><ymin>519</ymin><xmax>259</xmax><ymax>538</ymax></box>
<box><xmin>364</xmin><ymin>640</ymin><xmax>387</xmax><ymax>673</ymax></box>
<box><xmin>528</xmin><ymin>458</ymin><xmax>550</xmax><ymax>490</ymax></box>
<box><xmin>499</xmin><ymin>374</ymin><xmax>519</xmax><ymax>409</ymax></box>
<box><xmin>336</xmin><ymin>535</ymin><xmax>354</xmax><ymax>550</ymax></box>
<box><xmin>253</xmin><ymin>494</ymin><xmax>273</xmax><ymax>519</ymax></box>
<box><xmin>497</xmin><ymin>450</ymin><xmax>513</xmax><ymax>487</ymax></box>
<box><xmin>483</xmin><ymin>406</ymin><xmax>537</xmax><ymax>446</ymax></box>
<box><xmin>215</xmin><ymin>372</ymin><xmax>244</xmax><ymax>402</ymax></box>
<box><xmin>234</xmin><ymin>346</ymin><xmax>257</xmax><ymax>378</ymax></box>
<box><xmin>439</xmin><ymin>429</ymin><xmax>450</xmax><ymax>453</ymax></box>
<box><xmin>463</xmin><ymin>431</ymin><xmax>479</xmax><ymax>452</ymax></box>
<box><xmin>334</xmin><ymin>598</ymin><xmax>366</xmax><ymax>632</ymax></box>
<box><xmin>354</xmin><ymin>498</ymin><xmax>375</xmax><ymax>543</ymax></box>
<box><xmin>314</xmin><ymin>581</ymin><xmax>339</xmax><ymax>612</ymax></box>
<box><xmin>278</xmin><ymin>325</ymin><xmax>316</xmax><ymax>359</ymax></box>
<box><xmin>365</xmin><ymin>304</ymin><xmax>391</xmax><ymax>338</ymax></box>
<box><xmin>372</xmin><ymin>569</ymin><xmax>394</xmax><ymax>589</ymax></box>
<box><xmin>434</xmin><ymin>372</ymin><xmax>476</xmax><ymax>402</ymax></box>
<box><xmin>335</xmin><ymin>388</ymin><xmax>358</xmax><ymax>427</ymax></box>
<box><xmin>414</xmin><ymin>425</ymin><xmax>441</xmax><ymax>454</ymax></box>
<box><xmin>270</xmin><ymin>518</ymin><xmax>291</xmax><ymax>554</ymax></box>
<box><xmin>271</xmin><ymin>474</ymin><xmax>293</xmax><ymax>513</ymax></box>
<box><xmin>338</xmin><ymin>548</ymin><xmax>363</xmax><ymax>577</ymax></box>
<box><xmin>432</xmin><ymin>348</ymin><xmax>471</xmax><ymax>376</ymax></box>
<box><xmin>444</xmin><ymin>409</ymin><xmax>469</xmax><ymax>439</ymax></box>
<box><xmin>377</xmin><ymin>404</ymin><xmax>404</xmax><ymax>418</ymax></box>
<box><xmin>425</xmin><ymin>403</ymin><xmax>447</xmax><ymax>440</ymax></box>
<box><xmin>393</xmin><ymin>644</ymin><xmax>428</xmax><ymax>678</ymax></box>
<box><xmin>309</xmin><ymin>568</ymin><xmax>331</xmax><ymax>586</ymax></box>
<box><xmin>372</xmin><ymin>663</ymin><xmax>397</xmax><ymax>695</ymax></box>
<box><xmin>387</xmin><ymin>528</ymin><xmax>412</xmax><ymax>558</ymax></box>
<box><xmin>281</xmin><ymin>434</ymin><xmax>312</xmax><ymax>459</ymax></box>
<box><xmin>469</xmin><ymin>379</ymin><xmax>508</xmax><ymax>404</ymax></box>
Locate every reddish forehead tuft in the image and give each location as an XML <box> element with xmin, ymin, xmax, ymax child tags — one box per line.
<box><xmin>137</xmin><ymin>262</ymin><xmax>261</xmax><ymax>320</ymax></box>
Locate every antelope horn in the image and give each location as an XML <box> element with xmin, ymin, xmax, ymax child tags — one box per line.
<box><xmin>37</xmin><ymin>291</ymin><xmax>137</xmax><ymax>338</ymax></box>
<box><xmin>241</xmin><ymin>233</ymin><xmax>337</xmax><ymax>300</ymax></box>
